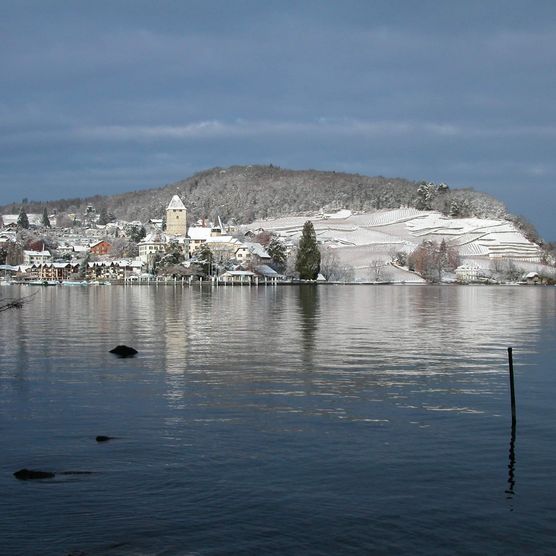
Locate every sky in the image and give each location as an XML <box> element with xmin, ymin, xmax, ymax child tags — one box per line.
<box><xmin>1</xmin><ymin>0</ymin><xmax>555</xmax><ymax>238</ymax></box>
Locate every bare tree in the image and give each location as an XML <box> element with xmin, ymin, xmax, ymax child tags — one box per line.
<box><xmin>408</xmin><ymin>240</ymin><xmax>460</xmax><ymax>282</ymax></box>
<box><xmin>369</xmin><ymin>260</ymin><xmax>384</xmax><ymax>282</ymax></box>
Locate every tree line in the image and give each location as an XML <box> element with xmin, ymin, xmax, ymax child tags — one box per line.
<box><xmin>1</xmin><ymin>165</ymin><xmax>524</xmax><ymax>234</ymax></box>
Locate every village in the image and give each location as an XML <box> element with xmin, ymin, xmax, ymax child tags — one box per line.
<box><xmin>0</xmin><ymin>195</ymin><xmax>293</xmax><ymax>286</ymax></box>
<box><xmin>0</xmin><ymin>195</ymin><xmax>292</xmax><ymax>285</ymax></box>
<box><xmin>1</xmin><ymin>194</ymin><xmax>554</xmax><ymax>287</ymax></box>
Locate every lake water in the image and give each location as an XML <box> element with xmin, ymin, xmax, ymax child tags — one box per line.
<box><xmin>1</xmin><ymin>284</ymin><xmax>556</xmax><ymax>555</ymax></box>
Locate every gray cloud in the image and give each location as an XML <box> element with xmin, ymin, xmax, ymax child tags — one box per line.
<box><xmin>1</xmin><ymin>0</ymin><xmax>555</xmax><ymax>237</ymax></box>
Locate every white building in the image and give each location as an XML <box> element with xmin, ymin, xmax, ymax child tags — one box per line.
<box><xmin>23</xmin><ymin>249</ymin><xmax>52</xmax><ymax>265</ymax></box>
<box><xmin>455</xmin><ymin>263</ymin><xmax>482</xmax><ymax>283</ymax></box>
<box><xmin>138</xmin><ymin>232</ymin><xmax>167</xmax><ymax>263</ymax></box>
<box><xmin>188</xmin><ymin>226</ymin><xmax>217</xmax><ymax>255</ymax></box>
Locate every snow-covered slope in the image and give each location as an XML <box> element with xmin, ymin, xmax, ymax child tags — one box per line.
<box><xmin>246</xmin><ymin>208</ymin><xmax>543</xmax><ymax>281</ymax></box>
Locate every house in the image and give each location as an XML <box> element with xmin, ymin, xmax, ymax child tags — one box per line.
<box><xmin>23</xmin><ymin>249</ymin><xmax>52</xmax><ymax>265</ymax></box>
<box><xmin>187</xmin><ymin>226</ymin><xmax>215</xmax><ymax>255</ymax></box>
<box><xmin>524</xmin><ymin>272</ymin><xmax>540</xmax><ymax>284</ymax></box>
<box><xmin>56</xmin><ymin>243</ymin><xmax>75</xmax><ymax>255</ymax></box>
<box><xmin>89</xmin><ymin>240</ymin><xmax>112</xmax><ymax>256</ymax></box>
<box><xmin>138</xmin><ymin>233</ymin><xmax>167</xmax><ymax>263</ymax></box>
<box><xmin>243</xmin><ymin>242</ymin><xmax>271</xmax><ymax>263</ymax></box>
<box><xmin>205</xmin><ymin>236</ymin><xmax>242</xmax><ymax>261</ymax></box>
<box><xmin>38</xmin><ymin>262</ymin><xmax>78</xmax><ymax>281</ymax></box>
<box><xmin>148</xmin><ymin>218</ymin><xmax>164</xmax><ymax>229</ymax></box>
<box><xmin>455</xmin><ymin>264</ymin><xmax>482</xmax><ymax>283</ymax></box>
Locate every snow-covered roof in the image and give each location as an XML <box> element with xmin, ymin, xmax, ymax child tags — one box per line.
<box><xmin>188</xmin><ymin>227</ymin><xmax>213</xmax><ymax>241</ymax></box>
<box><xmin>222</xmin><ymin>270</ymin><xmax>257</xmax><ymax>277</ymax></box>
<box><xmin>206</xmin><ymin>235</ymin><xmax>239</xmax><ymax>245</ymax></box>
<box><xmin>140</xmin><ymin>232</ymin><xmax>166</xmax><ymax>244</ymax></box>
<box><xmin>24</xmin><ymin>250</ymin><xmax>51</xmax><ymax>256</ymax></box>
<box><xmin>243</xmin><ymin>242</ymin><xmax>271</xmax><ymax>258</ymax></box>
<box><xmin>254</xmin><ymin>264</ymin><xmax>282</xmax><ymax>277</ymax></box>
<box><xmin>37</xmin><ymin>262</ymin><xmax>75</xmax><ymax>269</ymax></box>
<box><xmin>167</xmin><ymin>195</ymin><xmax>186</xmax><ymax>210</ymax></box>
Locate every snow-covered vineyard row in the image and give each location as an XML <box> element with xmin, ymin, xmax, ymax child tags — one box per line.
<box><xmin>248</xmin><ymin>208</ymin><xmax>543</xmax><ymax>264</ymax></box>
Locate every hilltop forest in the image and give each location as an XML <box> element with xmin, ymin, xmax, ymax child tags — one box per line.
<box><xmin>1</xmin><ymin>165</ymin><xmax>536</xmax><ymax>238</ymax></box>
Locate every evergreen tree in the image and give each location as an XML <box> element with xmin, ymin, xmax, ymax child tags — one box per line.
<box><xmin>97</xmin><ymin>206</ymin><xmax>115</xmax><ymax>225</ymax></box>
<box><xmin>78</xmin><ymin>254</ymin><xmax>90</xmax><ymax>279</ymax></box>
<box><xmin>97</xmin><ymin>207</ymin><xmax>108</xmax><ymax>225</ymax></box>
<box><xmin>17</xmin><ymin>207</ymin><xmax>29</xmax><ymax>229</ymax></box>
<box><xmin>295</xmin><ymin>221</ymin><xmax>321</xmax><ymax>280</ymax></box>
<box><xmin>268</xmin><ymin>238</ymin><xmax>287</xmax><ymax>271</ymax></box>
<box><xmin>127</xmin><ymin>224</ymin><xmax>146</xmax><ymax>243</ymax></box>
<box><xmin>42</xmin><ymin>207</ymin><xmax>51</xmax><ymax>228</ymax></box>
<box><xmin>196</xmin><ymin>243</ymin><xmax>213</xmax><ymax>275</ymax></box>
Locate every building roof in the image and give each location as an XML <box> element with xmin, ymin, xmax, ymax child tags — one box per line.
<box><xmin>188</xmin><ymin>226</ymin><xmax>213</xmax><ymax>241</ymax></box>
<box><xmin>243</xmin><ymin>241</ymin><xmax>271</xmax><ymax>258</ymax></box>
<box><xmin>254</xmin><ymin>264</ymin><xmax>282</xmax><ymax>278</ymax></box>
<box><xmin>90</xmin><ymin>240</ymin><xmax>111</xmax><ymax>248</ymax></box>
<box><xmin>222</xmin><ymin>270</ymin><xmax>257</xmax><ymax>277</ymax></box>
<box><xmin>140</xmin><ymin>232</ymin><xmax>166</xmax><ymax>244</ymax></box>
<box><xmin>206</xmin><ymin>235</ymin><xmax>239</xmax><ymax>245</ymax></box>
<box><xmin>167</xmin><ymin>195</ymin><xmax>186</xmax><ymax>210</ymax></box>
<box><xmin>24</xmin><ymin>250</ymin><xmax>51</xmax><ymax>257</ymax></box>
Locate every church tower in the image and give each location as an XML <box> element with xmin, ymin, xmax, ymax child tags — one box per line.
<box><xmin>166</xmin><ymin>195</ymin><xmax>187</xmax><ymax>236</ymax></box>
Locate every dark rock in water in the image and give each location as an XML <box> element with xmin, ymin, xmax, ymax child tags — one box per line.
<box><xmin>109</xmin><ymin>345</ymin><xmax>138</xmax><ymax>357</ymax></box>
<box><xmin>96</xmin><ymin>435</ymin><xmax>114</xmax><ymax>442</ymax></box>
<box><xmin>14</xmin><ymin>468</ymin><xmax>55</xmax><ymax>480</ymax></box>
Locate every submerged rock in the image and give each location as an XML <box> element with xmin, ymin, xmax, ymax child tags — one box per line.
<box><xmin>14</xmin><ymin>468</ymin><xmax>93</xmax><ymax>480</ymax></box>
<box><xmin>14</xmin><ymin>468</ymin><xmax>55</xmax><ymax>480</ymax></box>
<box><xmin>109</xmin><ymin>345</ymin><xmax>138</xmax><ymax>357</ymax></box>
<box><xmin>95</xmin><ymin>435</ymin><xmax>114</xmax><ymax>442</ymax></box>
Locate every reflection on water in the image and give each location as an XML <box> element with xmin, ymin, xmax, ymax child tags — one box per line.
<box><xmin>1</xmin><ymin>285</ymin><xmax>556</xmax><ymax>555</ymax></box>
<box><xmin>506</xmin><ymin>421</ymin><xmax>517</xmax><ymax>501</ymax></box>
<box><xmin>298</xmin><ymin>285</ymin><xmax>319</xmax><ymax>367</ymax></box>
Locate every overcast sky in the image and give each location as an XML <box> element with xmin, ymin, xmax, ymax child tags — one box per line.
<box><xmin>1</xmin><ymin>0</ymin><xmax>555</xmax><ymax>237</ymax></box>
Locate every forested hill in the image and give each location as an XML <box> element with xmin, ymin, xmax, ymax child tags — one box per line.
<box><xmin>3</xmin><ymin>165</ymin><xmax>509</xmax><ymax>226</ymax></box>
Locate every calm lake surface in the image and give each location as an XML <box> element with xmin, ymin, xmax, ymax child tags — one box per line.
<box><xmin>1</xmin><ymin>284</ymin><xmax>556</xmax><ymax>555</ymax></box>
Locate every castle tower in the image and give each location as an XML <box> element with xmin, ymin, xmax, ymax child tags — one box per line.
<box><xmin>166</xmin><ymin>195</ymin><xmax>187</xmax><ymax>236</ymax></box>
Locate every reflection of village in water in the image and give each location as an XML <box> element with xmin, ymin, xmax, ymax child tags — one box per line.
<box><xmin>1</xmin><ymin>285</ymin><xmax>552</xmax><ymax>430</ymax></box>
<box><xmin>76</xmin><ymin>285</ymin><xmax>549</xmax><ymax>419</ymax></box>
<box><xmin>2</xmin><ymin>284</ymin><xmax>556</xmax><ymax>533</ymax></box>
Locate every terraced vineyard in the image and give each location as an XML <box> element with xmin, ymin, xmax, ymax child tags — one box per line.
<box><xmin>247</xmin><ymin>208</ymin><xmax>544</xmax><ymax>281</ymax></box>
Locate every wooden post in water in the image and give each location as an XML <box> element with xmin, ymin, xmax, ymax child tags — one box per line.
<box><xmin>508</xmin><ymin>347</ymin><xmax>516</xmax><ymax>425</ymax></box>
